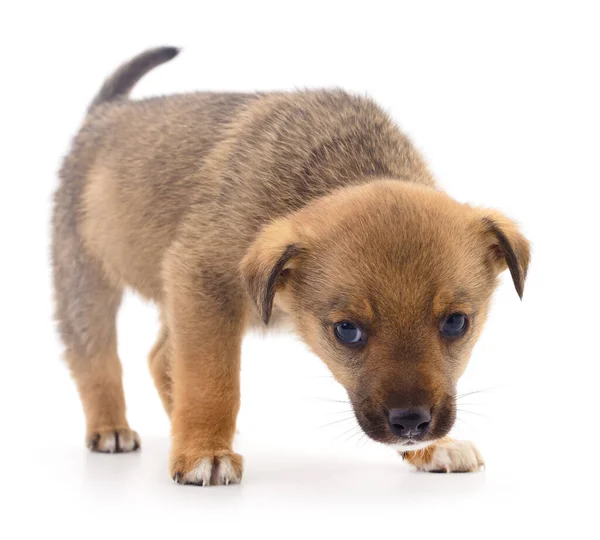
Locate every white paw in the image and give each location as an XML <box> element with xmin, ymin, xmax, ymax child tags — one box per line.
<box><xmin>175</xmin><ymin>455</ymin><xmax>242</xmax><ymax>486</ymax></box>
<box><xmin>87</xmin><ymin>428</ymin><xmax>140</xmax><ymax>453</ymax></box>
<box><xmin>416</xmin><ymin>440</ymin><xmax>484</xmax><ymax>473</ymax></box>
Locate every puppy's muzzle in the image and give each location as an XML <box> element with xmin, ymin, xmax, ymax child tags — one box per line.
<box><xmin>388</xmin><ymin>407</ymin><xmax>432</xmax><ymax>439</ymax></box>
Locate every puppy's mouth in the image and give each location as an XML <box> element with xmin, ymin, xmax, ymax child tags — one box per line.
<box><xmin>388</xmin><ymin>439</ymin><xmax>434</xmax><ymax>452</ymax></box>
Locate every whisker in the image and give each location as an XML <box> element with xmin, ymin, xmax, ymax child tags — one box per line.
<box><xmin>346</xmin><ymin>388</ymin><xmax>371</xmax><ymax>403</ymax></box>
<box><xmin>335</xmin><ymin>424</ymin><xmax>362</xmax><ymax>442</ymax></box>
<box><xmin>455</xmin><ymin>402</ymin><xmax>493</xmax><ymax>407</ymax></box>
<box><xmin>455</xmin><ymin>409</ymin><xmax>489</xmax><ymax>419</ymax></box>
<box><xmin>341</xmin><ymin>427</ymin><xmax>363</xmax><ymax>445</ymax></box>
<box><xmin>454</xmin><ymin>416</ymin><xmax>477</xmax><ymax>432</ymax></box>
<box><xmin>453</xmin><ymin>387</ymin><xmax>496</xmax><ymax>400</ymax></box>
<box><xmin>344</xmin><ymin>428</ymin><xmax>362</xmax><ymax>443</ymax></box>
<box><xmin>357</xmin><ymin>432</ymin><xmax>370</xmax><ymax>447</ymax></box>
<box><xmin>314</xmin><ymin>398</ymin><xmax>351</xmax><ymax>404</ymax></box>
<box><xmin>317</xmin><ymin>416</ymin><xmax>357</xmax><ymax>429</ymax></box>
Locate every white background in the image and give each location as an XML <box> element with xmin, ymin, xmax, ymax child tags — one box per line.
<box><xmin>1</xmin><ymin>1</ymin><xmax>598</xmax><ymax>538</ymax></box>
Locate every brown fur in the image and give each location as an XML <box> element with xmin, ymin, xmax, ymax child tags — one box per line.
<box><xmin>52</xmin><ymin>48</ymin><xmax>530</xmax><ymax>484</ymax></box>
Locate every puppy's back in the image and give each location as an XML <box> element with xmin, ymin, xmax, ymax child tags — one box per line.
<box><xmin>57</xmin><ymin>48</ymin><xmax>434</xmax><ymax>300</ymax></box>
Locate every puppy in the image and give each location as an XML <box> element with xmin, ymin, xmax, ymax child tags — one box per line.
<box><xmin>52</xmin><ymin>47</ymin><xmax>530</xmax><ymax>485</ymax></box>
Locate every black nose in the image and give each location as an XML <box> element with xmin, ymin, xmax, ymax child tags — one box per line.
<box><xmin>388</xmin><ymin>407</ymin><xmax>432</xmax><ymax>438</ymax></box>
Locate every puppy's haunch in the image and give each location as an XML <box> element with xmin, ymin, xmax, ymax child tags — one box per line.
<box><xmin>52</xmin><ymin>47</ymin><xmax>529</xmax><ymax>485</ymax></box>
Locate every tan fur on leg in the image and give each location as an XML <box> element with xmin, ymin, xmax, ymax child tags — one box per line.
<box><xmin>68</xmin><ymin>350</ymin><xmax>140</xmax><ymax>452</ymax></box>
<box><xmin>165</xmin><ymin>253</ymin><xmax>245</xmax><ymax>486</ymax></box>
<box><xmin>148</xmin><ymin>324</ymin><xmax>173</xmax><ymax>416</ymax></box>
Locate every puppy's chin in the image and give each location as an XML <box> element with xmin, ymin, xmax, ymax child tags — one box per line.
<box><xmin>388</xmin><ymin>440</ymin><xmax>434</xmax><ymax>452</ymax></box>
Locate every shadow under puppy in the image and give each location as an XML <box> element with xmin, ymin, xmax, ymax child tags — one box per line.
<box><xmin>52</xmin><ymin>47</ymin><xmax>530</xmax><ymax>485</ymax></box>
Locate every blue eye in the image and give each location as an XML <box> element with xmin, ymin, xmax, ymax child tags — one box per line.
<box><xmin>440</xmin><ymin>313</ymin><xmax>468</xmax><ymax>338</ymax></box>
<box><xmin>334</xmin><ymin>321</ymin><xmax>365</xmax><ymax>345</ymax></box>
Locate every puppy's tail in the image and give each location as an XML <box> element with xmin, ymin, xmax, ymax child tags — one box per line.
<box><xmin>88</xmin><ymin>46</ymin><xmax>180</xmax><ymax>111</ymax></box>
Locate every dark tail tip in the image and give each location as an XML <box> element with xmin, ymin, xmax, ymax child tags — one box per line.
<box><xmin>89</xmin><ymin>46</ymin><xmax>181</xmax><ymax>111</ymax></box>
<box><xmin>161</xmin><ymin>46</ymin><xmax>181</xmax><ymax>61</ymax></box>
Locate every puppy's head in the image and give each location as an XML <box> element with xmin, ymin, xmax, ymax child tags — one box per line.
<box><xmin>241</xmin><ymin>180</ymin><xmax>530</xmax><ymax>449</ymax></box>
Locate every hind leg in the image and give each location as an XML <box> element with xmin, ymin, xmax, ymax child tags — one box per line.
<box><xmin>52</xmin><ymin>197</ymin><xmax>139</xmax><ymax>453</ymax></box>
<box><xmin>148</xmin><ymin>323</ymin><xmax>173</xmax><ymax>416</ymax></box>
<box><xmin>67</xmin><ymin>348</ymin><xmax>140</xmax><ymax>452</ymax></box>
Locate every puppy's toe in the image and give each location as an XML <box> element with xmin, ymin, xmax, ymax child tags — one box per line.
<box><xmin>87</xmin><ymin>427</ymin><xmax>141</xmax><ymax>453</ymax></box>
<box><xmin>408</xmin><ymin>439</ymin><xmax>484</xmax><ymax>473</ymax></box>
<box><xmin>171</xmin><ymin>450</ymin><xmax>243</xmax><ymax>486</ymax></box>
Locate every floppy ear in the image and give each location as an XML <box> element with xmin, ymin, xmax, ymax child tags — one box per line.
<box><xmin>479</xmin><ymin>210</ymin><xmax>531</xmax><ymax>299</ymax></box>
<box><xmin>240</xmin><ymin>218</ymin><xmax>303</xmax><ymax>324</ymax></box>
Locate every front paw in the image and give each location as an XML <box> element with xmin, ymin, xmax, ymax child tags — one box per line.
<box><xmin>403</xmin><ymin>439</ymin><xmax>484</xmax><ymax>473</ymax></box>
<box><xmin>170</xmin><ymin>448</ymin><xmax>243</xmax><ymax>486</ymax></box>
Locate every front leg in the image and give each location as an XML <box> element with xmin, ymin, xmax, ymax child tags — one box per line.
<box><xmin>402</xmin><ymin>437</ymin><xmax>484</xmax><ymax>473</ymax></box>
<box><xmin>166</xmin><ymin>278</ymin><xmax>244</xmax><ymax>486</ymax></box>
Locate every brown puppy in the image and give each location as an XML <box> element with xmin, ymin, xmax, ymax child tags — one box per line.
<box><xmin>52</xmin><ymin>47</ymin><xmax>530</xmax><ymax>485</ymax></box>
